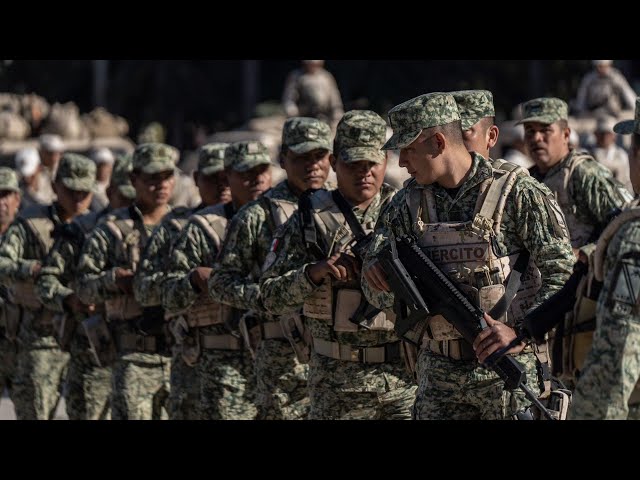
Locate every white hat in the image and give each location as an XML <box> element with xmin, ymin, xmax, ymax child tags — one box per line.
<box><xmin>15</xmin><ymin>147</ymin><xmax>41</xmax><ymax>177</ymax></box>
<box><xmin>592</xmin><ymin>60</ymin><xmax>613</xmax><ymax>67</ymax></box>
<box><xmin>38</xmin><ymin>133</ymin><xmax>65</xmax><ymax>152</ymax></box>
<box><xmin>91</xmin><ymin>147</ymin><xmax>115</xmax><ymax>165</ymax></box>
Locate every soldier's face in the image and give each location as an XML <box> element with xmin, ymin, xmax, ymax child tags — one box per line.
<box><xmin>523</xmin><ymin>121</ymin><xmax>570</xmax><ymax>173</ymax></box>
<box><xmin>196</xmin><ymin>170</ymin><xmax>231</xmax><ymax>206</ymax></box>
<box><xmin>227</xmin><ymin>164</ymin><xmax>272</xmax><ymax>208</ymax></box>
<box><xmin>282</xmin><ymin>148</ymin><xmax>331</xmax><ymax>195</ymax></box>
<box><xmin>132</xmin><ymin>170</ymin><xmax>175</xmax><ymax>208</ymax></box>
<box><xmin>55</xmin><ymin>184</ymin><xmax>92</xmax><ymax>218</ymax></box>
<box><xmin>0</xmin><ymin>190</ymin><xmax>20</xmax><ymax>229</ymax></box>
<box><xmin>630</xmin><ymin>136</ymin><xmax>640</xmax><ymax>195</ymax></box>
<box><xmin>333</xmin><ymin>155</ymin><xmax>386</xmax><ymax>207</ymax></box>
<box><xmin>399</xmin><ymin>131</ymin><xmax>445</xmax><ymax>185</ymax></box>
<box><xmin>462</xmin><ymin>120</ymin><xmax>498</xmax><ymax>159</ymax></box>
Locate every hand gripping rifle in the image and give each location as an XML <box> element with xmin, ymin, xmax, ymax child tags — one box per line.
<box><xmin>377</xmin><ymin>234</ymin><xmax>555</xmax><ymax>420</ymax></box>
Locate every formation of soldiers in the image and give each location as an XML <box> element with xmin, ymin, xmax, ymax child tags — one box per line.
<box><xmin>0</xmin><ymin>86</ymin><xmax>639</xmax><ymax>420</ymax></box>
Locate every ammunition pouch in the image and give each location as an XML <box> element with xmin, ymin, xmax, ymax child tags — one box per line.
<box><xmin>168</xmin><ymin>316</ymin><xmax>200</xmax><ymax>367</ymax></box>
<box><xmin>200</xmin><ymin>333</ymin><xmax>242</xmax><ymax>350</ymax></box>
<box><xmin>83</xmin><ymin>313</ymin><xmax>117</xmax><ymax>367</ymax></box>
<box><xmin>336</xmin><ymin>289</ymin><xmax>395</xmax><ymax>332</ymax></box>
<box><xmin>52</xmin><ymin>312</ymin><xmax>75</xmax><ymax>352</ymax></box>
<box><xmin>2</xmin><ymin>301</ymin><xmax>21</xmax><ymax>342</ymax></box>
<box><xmin>186</xmin><ymin>297</ymin><xmax>233</xmax><ymax>328</ymax></box>
<box><xmin>399</xmin><ymin>340</ymin><xmax>419</xmax><ymax>383</ymax></box>
<box><xmin>312</xmin><ymin>338</ymin><xmax>401</xmax><ymax>364</ymax></box>
<box><xmin>9</xmin><ymin>281</ymin><xmax>42</xmax><ymax>311</ymax></box>
<box><xmin>280</xmin><ymin>313</ymin><xmax>311</xmax><ymax>364</ymax></box>
<box><xmin>563</xmin><ymin>298</ymin><xmax>597</xmax><ymax>379</ymax></box>
<box><xmin>105</xmin><ymin>295</ymin><xmax>143</xmax><ymax>321</ymax></box>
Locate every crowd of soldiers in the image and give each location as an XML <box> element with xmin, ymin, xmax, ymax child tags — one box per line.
<box><xmin>1</xmin><ymin>74</ymin><xmax>640</xmax><ymax>419</ymax></box>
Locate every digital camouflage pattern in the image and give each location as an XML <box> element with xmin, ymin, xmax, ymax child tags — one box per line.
<box><xmin>335</xmin><ymin>110</ymin><xmax>387</xmax><ymax>164</ymax></box>
<box><xmin>163</xmin><ymin>202</ymin><xmax>256</xmax><ymax>420</ymax></box>
<box><xmin>55</xmin><ymin>153</ymin><xmax>96</xmax><ymax>192</ymax></box>
<box><xmin>261</xmin><ymin>184</ymin><xmax>417</xmax><ymax>420</ymax></box>
<box><xmin>451</xmin><ymin>90</ymin><xmax>495</xmax><ymax>130</ymax></box>
<box><xmin>614</xmin><ymin>97</ymin><xmax>640</xmax><ymax>135</ymax></box>
<box><xmin>281</xmin><ymin>117</ymin><xmax>333</xmax><ymax>153</ymax></box>
<box><xmin>0</xmin><ymin>167</ymin><xmax>20</xmax><ymax>192</ymax></box>
<box><xmin>76</xmin><ymin>205</ymin><xmax>171</xmax><ymax>420</ymax></box>
<box><xmin>36</xmin><ymin>210</ymin><xmax>113</xmax><ymax>420</ymax></box>
<box><xmin>111</xmin><ymin>154</ymin><xmax>136</xmax><ymax>200</ymax></box>
<box><xmin>516</xmin><ymin>97</ymin><xmax>569</xmax><ymax>125</ymax></box>
<box><xmin>383</xmin><ymin>92</ymin><xmax>460</xmax><ymax>150</ymax></box>
<box><xmin>209</xmin><ymin>180</ymin><xmax>310</xmax><ymax>420</ymax></box>
<box><xmin>198</xmin><ymin>143</ymin><xmax>228</xmax><ymax>175</ymax></box>
<box><xmin>132</xmin><ymin>142</ymin><xmax>179</xmax><ymax>174</ymax></box>
<box><xmin>0</xmin><ymin>204</ymin><xmax>69</xmax><ymax>419</ymax></box>
<box><xmin>225</xmin><ymin>141</ymin><xmax>272</xmax><ymax>172</ymax></box>
<box><xmin>361</xmin><ymin>153</ymin><xmax>575</xmax><ymax>419</ymax></box>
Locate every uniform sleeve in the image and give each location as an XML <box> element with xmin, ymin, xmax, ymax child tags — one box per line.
<box><xmin>259</xmin><ymin>215</ymin><xmax>320</xmax><ymax>315</ymax></box>
<box><xmin>570</xmin><ymin>221</ymin><xmax>640</xmax><ymax>419</ymax></box>
<box><xmin>162</xmin><ymin>222</ymin><xmax>212</xmax><ymax>313</ymax></box>
<box><xmin>76</xmin><ymin>226</ymin><xmax>120</xmax><ymax>305</ymax></box>
<box><xmin>35</xmin><ymin>239</ymin><xmax>76</xmax><ymax>312</ymax></box>
<box><xmin>0</xmin><ymin>222</ymin><xmax>39</xmax><ymax>283</ymax></box>
<box><xmin>133</xmin><ymin>224</ymin><xmax>171</xmax><ymax>307</ymax></box>
<box><xmin>208</xmin><ymin>206</ymin><xmax>264</xmax><ymax>312</ymax></box>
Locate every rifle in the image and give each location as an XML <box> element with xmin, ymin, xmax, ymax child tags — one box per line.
<box><xmin>377</xmin><ymin>234</ymin><xmax>554</xmax><ymax>419</ymax></box>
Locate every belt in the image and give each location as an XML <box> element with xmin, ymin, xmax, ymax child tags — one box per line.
<box><xmin>422</xmin><ymin>337</ymin><xmax>534</xmax><ymax>361</ymax></box>
<box><xmin>254</xmin><ymin>321</ymin><xmax>286</xmax><ymax>340</ymax></box>
<box><xmin>118</xmin><ymin>333</ymin><xmax>161</xmax><ymax>353</ymax></box>
<box><xmin>200</xmin><ymin>334</ymin><xmax>242</xmax><ymax>350</ymax></box>
<box><xmin>313</xmin><ymin>338</ymin><xmax>401</xmax><ymax>364</ymax></box>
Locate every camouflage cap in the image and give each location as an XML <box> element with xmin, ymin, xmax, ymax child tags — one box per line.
<box><xmin>55</xmin><ymin>153</ymin><xmax>96</xmax><ymax>193</ymax></box>
<box><xmin>451</xmin><ymin>90</ymin><xmax>495</xmax><ymax>130</ymax></box>
<box><xmin>224</xmin><ymin>141</ymin><xmax>271</xmax><ymax>172</ymax></box>
<box><xmin>111</xmin><ymin>153</ymin><xmax>136</xmax><ymax>199</ymax></box>
<box><xmin>613</xmin><ymin>98</ymin><xmax>640</xmax><ymax>135</ymax></box>
<box><xmin>198</xmin><ymin>143</ymin><xmax>229</xmax><ymax>175</ymax></box>
<box><xmin>282</xmin><ymin>117</ymin><xmax>333</xmax><ymax>154</ymax></box>
<box><xmin>0</xmin><ymin>167</ymin><xmax>19</xmax><ymax>193</ymax></box>
<box><xmin>516</xmin><ymin>97</ymin><xmax>568</xmax><ymax>125</ymax></box>
<box><xmin>383</xmin><ymin>92</ymin><xmax>460</xmax><ymax>150</ymax></box>
<box><xmin>335</xmin><ymin>110</ymin><xmax>387</xmax><ymax>164</ymax></box>
<box><xmin>132</xmin><ymin>143</ymin><xmax>179</xmax><ymax>174</ymax></box>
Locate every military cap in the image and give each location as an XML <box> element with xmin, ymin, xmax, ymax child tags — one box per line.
<box><xmin>38</xmin><ymin>133</ymin><xmax>65</xmax><ymax>153</ymax></box>
<box><xmin>282</xmin><ymin>117</ymin><xmax>333</xmax><ymax>154</ymax></box>
<box><xmin>224</xmin><ymin>141</ymin><xmax>271</xmax><ymax>172</ymax></box>
<box><xmin>335</xmin><ymin>110</ymin><xmax>387</xmax><ymax>164</ymax></box>
<box><xmin>198</xmin><ymin>143</ymin><xmax>229</xmax><ymax>175</ymax></box>
<box><xmin>55</xmin><ymin>153</ymin><xmax>97</xmax><ymax>193</ymax></box>
<box><xmin>451</xmin><ymin>90</ymin><xmax>495</xmax><ymax>130</ymax></box>
<box><xmin>111</xmin><ymin>153</ymin><xmax>136</xmax><ymax>199</ymax></box>
<box><xmin>132</xmin><ymin>143</ymin><xmax>179</xmax><ymax>174</ymax></box>
<box><xmin>383</xmin><ymin>92</ymin><xmax>460</xmax><ymax>150</ymax></box>
<box><xmin>614</xmin><ymin>98</ymin><xmax>640</xmax><ymax>135</ymax></box>
<box><xmin>516</xmin><ymin>97</ymin><xmax>568</xmax><ymax>125</ymax></box>
<box><xmin>0</xmin><ymin>167</ymin><xmax>20</xmax><ymax>193</ymax></box>
<box><xmin>137</xmin><ymin>122</ymin><xmax>166</xmax><ymax>144</ymax></box>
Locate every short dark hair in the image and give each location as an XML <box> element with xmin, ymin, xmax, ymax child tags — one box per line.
<box><xmin>557</xmin><ymin>119</ymin><xmax>569</xmax><ymax>130</ymax></box>
<box><xmin>435</xmin><ymin>120</ymin><xmax>464</xmax><ymax>144</ymax></box>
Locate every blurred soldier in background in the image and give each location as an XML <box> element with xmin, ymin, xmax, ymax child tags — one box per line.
<box><xmin>89</xmin><ymin>147</ymin><xmax>115</xmax><ymax>212</ymax></box>
<box><xmin>588</xmin><ymin>115</ymin><xmax>633</xmax><ymax>193</ymax></box>
<box><xmin>14</xmin><ymin>148</ymin><xmax>42</xmax><ymax>211</ymax></box>
<box><xmin>34</xmin><ymin>134</ymin><xmax>65</xmax><ymax>206</ymax></box>
<box><xmin>575</xmin><ymin>60</ymin><xmax>637</xmax><ymax>118</ymax></box>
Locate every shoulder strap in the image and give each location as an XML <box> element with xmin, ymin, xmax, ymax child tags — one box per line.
<box><xmin>22</xmin><ymin>205</ymin><xmax>55</xmax><ymax>254</ymax></box>
<box><xmin>298</xmin><ymin>188</ymin><xmax>327</xmax><ymax>260</ymax></box>
<box><xmin>331</xmin><ymin>190</ymin><xmax>366</xmax><ymax>241</ymax></box>
<box><xmin>191</xmin><ymin>213</ymin><xmax>227</xmax><ymax>251</ymax></box>
<box><xmin>593</xmin><ymin>207</ymin><xmax>640</xmax><ymax>282</ymax></box>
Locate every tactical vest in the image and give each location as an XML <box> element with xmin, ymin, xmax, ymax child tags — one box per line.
<box><xmin>542</xmin><ymin>151</ymin><xmax>595</xmax><ymax>249</ymax></box>
<box><xmin>302</xmin><ymin>188</ymin><xmax>395</xmax><ymax>333</ymax></box>
<box><xmin>182</xmin><ymin>204</ymin><xmax>234</xmax><ymax>327</ymax></box>
<box><xmin>262</xmin><ymin>189</ymin><xmax>298</xmax><ymax>229</ymax></box>
<box><xmin>407</xmin><ymin>159</ymin><xmax>542</xmax><ymax>342</ymax></box>
<box><xmin>9</xmin><ymin>204</ymin><xmax>55</xmax><ymax>311</ymax></box>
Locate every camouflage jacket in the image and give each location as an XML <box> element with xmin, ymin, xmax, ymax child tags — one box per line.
<box><xmin>362</xmin><ymin>153</ymin><xmax>575</xmax><ymax>315</ymax></box>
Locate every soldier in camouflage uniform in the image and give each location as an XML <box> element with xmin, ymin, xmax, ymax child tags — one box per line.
<box><xmin>34</xmin><ymin>155</ymin><xmax>136</xmax><ymax>420</ymax></box>
<box><xmin>569</xmin><ymin>99</ymin><xmax>640</xmax><ymax>419</ymax></box>
<box><xmin>163</xmin><ymin>140</ymin><xmax>272</xmax><ymax>419</ymax></box>
<box><xmin>0</xmin><ymin>154</ymin><xmax>96</xmax><ymax>419</ymax></box>
<box><xmin>451</xmin><ymin>90</ymin><xmax>499</xmax><ymax>159</ymax></box>
<box><xmin>209</xmin><ymin>117</ymin><xmax>333</xmax><ymax>420</ymax></box>
<box><xmin>0</xmin><ymin>168</ymin><xmax>22</xmax><ymax>403</ymax></box>
<box><xmin>77</xmin><ymin>143</ymin><xmax>177</xmax><ymax>420</ymax></box>
<box><xmin>134</xmin><ymin>143</ymin><xmax>230</xmax><ymax>420</ymax></box>
<box><xmin>260</xmin><ymin>110</ymin><xmax>415</xmax><ymax>420</ymax></box>
<box><xmin>361</xmin><ymin>92</ymin><xmax>576</xmax><ymax>420</ymax></box>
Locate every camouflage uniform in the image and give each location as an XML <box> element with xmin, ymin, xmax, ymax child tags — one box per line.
<box><xmin>570</xmin><ymin>103</ymin><xmax>640</xmax><ymax>419</ymax></box>
<box><xmin>77</xmin><ymin>143</ymin><xmax>178</xmax><ymax>420</ymax></box>
<box><xmin>0</xmin><ymin>154</ymin><xmax>95</xmax><ymax>419</ymax></box>
<box><xmin>261</xmin><ymin>111</ymin><xmax>416</xmax><ymax>420</ymax></box>
<box><xmin>0</xmin><ymin>169</ymin><xmax>21</xmax><ymax>400</ymax></box>
<box><xmin>361</xmin><ymin>92</ymin><xmax>575</xmax><ymax>420</ymax></box>
<box><xmin>451</xmin><ymin>89</ymin><xmax>495</xmax><ymax>131</ymax></box>
<box><xmin>209</xmin><ymin>118</ymin><xmax>333</xmax><ymax>420</ymax></box>
<box><xmin>520</xmin><ymin>98</ymin><xmax>632</xmax><ymax>249</ymax></box>
<box><xmin>575</xmin><ymin>63</ymin><xmax>637</xmax><ymax>117</ymax></box>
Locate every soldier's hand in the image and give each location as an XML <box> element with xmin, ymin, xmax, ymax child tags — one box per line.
<box><xmin>363</xmin><ymin>260</ymin><xmax>390</xmax><ymax>292</ymax></box>
<box><xmin>473</xmin><ymin>313</ymin><xmax>526</xmax><ymax>364</ymax></box>
<box><xmin>31</xmin><ymin>262</ymin><xmax>42</xmax><ymax>278</ymax></box>
<box><xmin>190</xmin><ymin>267</ymin><xmax>213</xmax><ymax>293</ymax></box>
<box><xmin>64</xmin><ymin>293</ymin><xmax>95</xmax><ymax>314</ymax></box>
<box><xmin>114</xmin><ymin>268</ymin><xmax>135</xmax><ymax>294</ymax></box>
<box><xmin>307</xmin><ymin>252</ymin><xmax>358</xmax><ymax>284</ymax></box>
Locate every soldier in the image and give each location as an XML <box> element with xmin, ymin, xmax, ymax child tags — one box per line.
<box><xmin>569</xmin><ymin>99</ymin><xmax>640</xmax><ymax>419</ymax></box>
<box><xmin>33</xmin><ymin>134</ymin><xmax>65</xmax><ymax>206</ymax></box>
<box><xmin>34</xmin><ymin>155</ymin><xmax>136</xmax><ymax>420</ymax></box>
<box><xmin>76</xmin><ymin>143</ymin><xmax>177</xmax><ymax>420</ymax></box>
<box><xmin>163</xmin><ymin>140</ymin><xmax>272</xmax><ymax>420</ymax></box>
<box><xmin>209</xmin><ymin>117</ymin><xmax>333</xmax><ymax>420</ymax></box>
<box><xmin>589</xmin><ymin>115</ymin><xmax>633</xmax><ymax>193</ymax></box>
<box><xmin>361</xmin><ymin>92</ymin><xmax>575</xmax><ymax>420</ymax></box>
<box><xmin>0</xmin><ymin>154</ymin><xmax>96</xmax><ymax>419</ymax></box>
<box><xmin>14</xmin><ymin>147</ymin><xmax>41</xmax><ymax>211</ymax></box>
<box><xmin>519</xmin><ymin>97</ymin><xmax>632</xmax><ymax>252</ymax></box>
<box><xmin>451</xmin><ymin>90</ymin><xmax>499</xmax><ymax>159</ymax></box>
<box><xmin>0</xmin><ymin>168</ymin><xmax>21</xmax><ymax>405</ymax></box>
<box><xmin>260</xmin><ymin>110</ymin><xmax>414</xmax><ymax>420</ymax></box>
<box><xmin>89</xmin><ymin>147</ymin><xmax>115</xmax><ymax>212</ymax></box>
<box><xmin>574</xmin><ymin>60</ymin><xmax>637</xmax><ymax>118</ymax></box>
<box><xmin>134</xmin><ymin>143</ymin><xmax>230</xmax><ymax>420</ymax></box>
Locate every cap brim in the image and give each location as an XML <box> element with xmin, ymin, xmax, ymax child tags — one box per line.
<box><xmin>382</xmin><ymin>129</ymin><xmax>422</xmax><ymax>150</ymax></box>
<box><xmin>232</xmin><ymin>158</ymin><xmax>272</xmax><ymax>173</ymax></box>
<box><xmin>340</xmin><ymin>147</ymin><xmax>386</xmax><ymax>164</ymax></box>
<box><xmin>200</xmin><ymin>165</ymin><xmax>225</xmax><ymax>176</ymax></box>
<box><xmin>613</xmin><ymin>120</ymin><xmax>635</xmax><ymax>135</ymax></box>
<box><xmin>118</xmin><ymin>185</ymin><xmax>137</xmax><ymax>199</ymax></box>
<box><xmin>61</xmin><ymin>178</ymin><xmax>96</xmax><ymax>193</ymax></box>
<box><xmin>0</xmin><ymin>186</ymin><xmax>20</xmax><ymax>193</ymax></box>
<box><xmin>288</xmin><ymin>141</ymin><xmax>332</xmax><ymax>154</ymax></box>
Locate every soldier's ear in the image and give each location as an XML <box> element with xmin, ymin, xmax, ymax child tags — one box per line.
<box><xmin>488</xmin><ymin>125</ymin><xmax>499</xmax><ymax>149</ymax></box>
<box><xmin>329</xmin><ymin>153</ymin><xmax>337</xmax><ymax>172</ymax></box>
<box><xmin>434</xmin><ymin>132</ymin><xmax>446</xmax><ymax>153</ymax></box>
